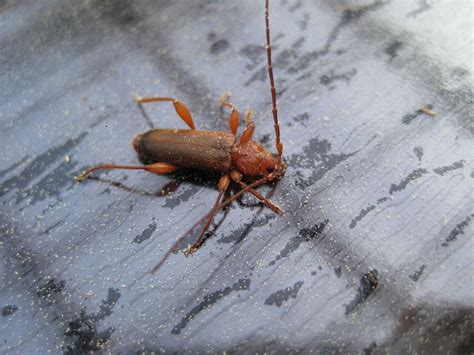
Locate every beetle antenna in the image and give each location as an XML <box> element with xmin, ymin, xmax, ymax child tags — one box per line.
<box><xmin>265</xmin><ymin>0</ymin><xmax>283</xmax><ymax>160</ymax></box>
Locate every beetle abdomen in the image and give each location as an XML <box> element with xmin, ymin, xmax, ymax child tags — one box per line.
<box><xmin>132</xmin><ymin>129</ymin><xmax>235</xmax><ymax>173</ymax></box>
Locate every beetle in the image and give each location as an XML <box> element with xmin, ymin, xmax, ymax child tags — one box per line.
<box><xmin>75</xmin><ymin>0</ymin><xmax>285</xmax><ymax>270</ymax></box>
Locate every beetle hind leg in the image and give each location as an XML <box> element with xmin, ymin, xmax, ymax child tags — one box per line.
<box><xmin>75</xmin><ymin>162</ymin><xmax>179</xmax><ymax>182</ymax></box>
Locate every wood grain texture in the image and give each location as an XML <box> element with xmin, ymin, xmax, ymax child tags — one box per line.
<box><xmin>0</xmin><ymin>0</ymin><xmax>472</xmax><ymax>353</ymax></box>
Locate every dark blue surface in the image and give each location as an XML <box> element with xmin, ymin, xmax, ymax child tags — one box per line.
<box><xmin>1</xmin><ymin>0</ymin><xmax>473</xmax><ymax>353</ymax></box>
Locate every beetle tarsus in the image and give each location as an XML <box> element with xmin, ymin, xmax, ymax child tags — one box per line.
<box><xmin>132</xmin><ymin>93</ymin><xmax>143</xmax><ymax>103</ymax></box>
<box><xmin>75</xmin><ymin>170</ymin><xmax>91</xmax><ymax>182</ymax></box>
<box><xmin>183</xmin><ymin>245</ymin><xmax>196</xmax><ymax>256</ymax></box>
<box><xmin>219</xmin><ymin>92</ymin><xmax>232</xmax><ymax>108</ymax></box>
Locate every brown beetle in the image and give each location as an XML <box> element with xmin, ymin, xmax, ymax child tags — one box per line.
<box><xmin>76</xmin><ymin>0</ymin><xmax>285</xmax><ymax>270</ymax></box>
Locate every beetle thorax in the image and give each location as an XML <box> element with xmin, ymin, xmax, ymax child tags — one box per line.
<box><xmin>231</xmin><ymin>141</ymin><xmax>278</xmax><ymax>177</ymax></box>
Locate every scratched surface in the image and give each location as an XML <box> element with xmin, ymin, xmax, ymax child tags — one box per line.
<box><xmin>1</xmin><ymin>0</ymin><xmax>473</xmax><ymax>353</ymax></box>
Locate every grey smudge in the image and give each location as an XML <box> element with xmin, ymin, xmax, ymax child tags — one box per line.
<box><xmin>2</xmin><ymin>305</ymin><xmax>18</xmax><ymax>316</ymax></box>
<box><xmin>441</xmin><ymin>214</ymin><xmax>473</xmax><ymax>247</ymax></box>
<box><xmin>409</xmin><ymin>265</ymin><xmax>426</xmax><ymax>281</ymax></box>
<box><xmin>132</xmin><ymin>222</ymin><xmax>157</xmax><ymax>244</ymax></box>
<box><xmin>264</xmin><ymin>281</ymin><xmax>304</xmax><ymax>307</ymax></box>
<box><xmin>37</xmin><ymin>278</ymin><xmax>66</xmax><ymax>298</ymax></box>
<box><xmin>172</xmin><ymin>279</ymin><xmax>251</xmax><ymax>335</ymax></box>
<box><xmin>320</xmin><ymin>68</ymin><xmax>357</xmax><ymax>88</ymax></box>
<box><xmin>407</xmin><ymin>0</ymin><xmax>432</xmax><ymax>17</ymax></box>
<box><xmin>290</xmin><ymin>137</ymin><xmax>358</xmax><ymax>189</ymax></box>
<box><xmin>349</xmin><ymin>204</ymin><xmax>376</xmax><ymax>229</ymax></box>
<box><xmin>0</xmin><ymin>133</ymin><xmax>86</xmax><ymax>198</ymax></box>
<box><xmin>413</xmin><ymin>146</ymin><xmax>423</xmax><ymax>161</ymax></box>
<box><xmin>389</xmin><ymin>168</ymin><xmax>428</xmax><ymax>194</ymax></box>
<box><xmin>269</xmin><ymin>220</ymin><xmax>328</xmax><ymax>265</ymax></box>
<box><xmin>210</xmin><ymin>39</ymin><xmax>229</xmax><ymax>55</ymax></box>
<box><xmin>385</xmin><ymin>40</ymin><xmax>403</xmax><ymax>61</ymax></box>
<box><xmin>433</xmin><ymin>160</ymin><xmax>465</xmax><ymax>176</ymax></box>
<box><xmin>65</xmin><ymin>288</ymin><xmax>120</xmax><ymax>352</ymax></box>
<box><xmin>345</xmin><ymin>269</ymin><xmax>379</xmax><ymax>315</ymax></box>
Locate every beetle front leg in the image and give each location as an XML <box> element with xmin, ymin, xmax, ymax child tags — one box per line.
<box><xmin>230</xmin><ymin>170</ymin><xmax>283</xmax><ymax>215</ymax></box>
<box><xmin>183</xmin><ymin>174</ymin><xmax>230</xmax><ymax>256</ymax></box>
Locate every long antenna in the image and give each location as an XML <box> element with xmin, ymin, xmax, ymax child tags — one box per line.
<box><xmin>265</xmin><ymin>0</ymin><xmax>283</xmax><ymax>159</ymax></box>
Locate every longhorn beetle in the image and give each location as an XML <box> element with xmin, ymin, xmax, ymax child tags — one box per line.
<box><xmin>76</xmin><ymin>0</ymin><xmax>285</xmax><ymax>272</ymax></box>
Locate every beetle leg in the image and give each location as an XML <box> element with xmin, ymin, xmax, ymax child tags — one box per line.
<box><xmin>230</xmin><ymin>170</ymin><xmax>283</xmax><ymax>215</ymax></box>
<box><xmin>75</xmin><ymin>162</ymin><xmax>179</xmax><ymax>182</ymax></box>
<box><xmin>219</xmin><ymin>92</ymin><xmax>232</xmax><ymax>108</ymax></box>
<box><xmin>183</xmin><ymin>174</ymin><xmax>231</xmax><ymax>256</ymax></box>
<box><xmin>182</xmin><ymin>172</ymin><xmax>281</xmax><ymax>256</ymax></box>
<box><xmin>239</xmin><ymin>120</ymin><xmax>256</xmax><ymax>145</ymax></box>
<box><xmin>151</xmin><ymin>189</ymin><xmax>231</xmax><ymax>273</ymax></box>
<box><xmin>244</xmin><ymin>109</ymin><xmax>254</xmax><ymax>126</ymax></box>
<box><xmin>211</xmin><ymin>172</ymin><xmax>279</xmax><ymax>213</ymax></box>
<box><xmin>133</xmin><ymin>95</ymin><xmax>196</xmax><ymax>130</ymax></box>
<box><xmin>153</xmin><ymin>173</ymin><xmax>276</xmax><ymax>267</ymax></box>
<box><xmin>220</xmin><ymin>93</ymin><xmax>240</xmax><ymax>137</ymax></box>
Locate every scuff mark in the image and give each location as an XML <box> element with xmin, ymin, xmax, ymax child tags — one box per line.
<box><xmin>290</xmin><ymin>137</ymin><xmax>358</xmax><ymax>189</ymax></box>
<box><xmin>345</xmin><ymin>269</ymin><xmax>379</xmax><ymax>315</ymax></box>
<box><xmin>269</xmin><ymin>220</ymin><xmax>328</xmax><ymax>266</ymax></box>
<box><xmin>389</xmin><ymin>168</ymin><xmax>428</xmax><ymax>194</ymax></box>
<box><xmin>349</xmin><ymin>204</ymin><xmax>376</xmax><ymax>229</ymax></box>
<box><xmin>245</xmin><ymin>1</ymin><xmax>385</xmax><ymax>85</ymax></box>
<box><xmin>293</xmin><ymin>112</ymin><xmax>310</xmax><ymax>125</ymax></box>
<box><xmin>2</xmin><ymin>305</ymin><xmax>18</xmax><ymax>316</ymax></box>
<box><xmin>363</xmin><ymin>342</ymin><xmax>378</xmax><ymax>354</ymax></box>
<box><xmin>407</xmin><ymin>0</ymin><xmax>433</xmax><ymax>17</ymax></box>
<box><xmin>288</xmin><ymin>1</ymin><xmax>385</xmax><ymax>74</ymax></box>
<box><xmin>171</xmin><ymin>279</ymin><xmax>251</xmax><ymax>335</ymax></box>
<box><xmin>320</xmin><ymin>68</ymin><xmax>357</xmax><ymax>89</ymax></box>
<box><xmin>164</xmin><ymin>184</ymin><xmax>201</xmax><ymax>208</ymax></box>
<box><xmin>441</xmin><ymin>214</ymin><xmax>473</xmax><ymax>247</ymax></box>
<box><xmin>39</xmin><ymin>219</ymin><xmax>64</xmax><ymax>236</ymax></box>
<box><xmin>217</xmin><ymin>213</ymin><xmax>275</xmax><ymax>245</ymax></box>
<box><xmin>132</xmin><ymin>222</ymin><xmax>156</xmax><ymax>244</ymax></box>
<box><xmin>240</xmin><ymin>44</ymin><xmax>265</xmax><ymax>70</ymax></box>
<box><xmin>409</xmin><ymin>264</ymin><xmax>426</xmax><ymax>281</ymax></box>
<box><xmin>413</xmin><ymin>146</ymin><xmax>423</xmax><ymax>162</ymax></box>
<box><xmin>433</xmin><ymin>160</ymin><xmax>465</xmax><ymax>176</ymax></box>
<box><xmin>299</xmin><ymin>13</ymin><xmax>309</xmax><ymax>31</ymax></box>
<box><xmin>0</xmin><ymin>133</ymin><xmax>86</xmax><ymax>198</ymax></box>
<box><xmin>288</xmin><ymin>1</ymin><xmax>302</xmax><ymax>13</ymax></box>
<box><xmin>0</xmin><ymin>156</ymin><xmax>29</xmax><ymax>179</ymax></box>
<box><xmin>210</xmin><ymin>39</ymin><xmax>229</xmax><ymax>55</ymax></box>
<box><xmin>65</xmin><ymin>288</ymin><xmax>120</xmax><ymax>353</ymax></box>
<box><xmin>37</xmin><ymin>278</ymin><xmax>66</xmax><ymax>299</ymax></box>
<box><xmin>264</xmin><ymin>281</ymin><xmax>304</xmax><ymax>307</ymax></box>
<box><xmin>17</xmin><ymin>159</ymin><xmax>78</xmax><ymax>205</ymax></box>
<box><xmin>385</xmin><ymin>40</ymin><xmax>403</xmax><ymax>61</ymax></box>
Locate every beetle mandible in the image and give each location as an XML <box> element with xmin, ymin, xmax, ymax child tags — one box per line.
<box><xmin>76</xmin><ymin>0</ymin><xmax>285</xmax><ymax>271</ymax></box>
